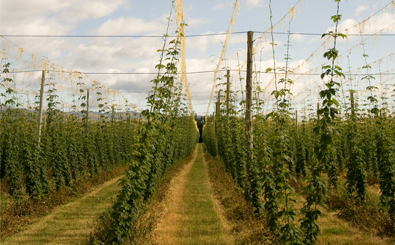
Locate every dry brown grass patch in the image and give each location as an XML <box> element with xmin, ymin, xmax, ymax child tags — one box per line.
<box><xmin>0</xmin><ymin>165</ymin><xmax>128</xmax><ymax>240</ymax></box>
<box><xmin>2</xmin><ymin>175</ymin><xmax>123</xmax><ymax>244</ymax></box>
<box><xmin>125</xmin><ymin>146</ymin><xmax>198</xmax><ymax>245</ymax></box>
<box><xmin>151</xmin><ymin>147</ymin><xmax>197</xmax><ymax>245</ymax></box>
<box><xmin>203</xmin><ymin>146</ymin><xmax>272</xmax><ymax>245</ymax></box>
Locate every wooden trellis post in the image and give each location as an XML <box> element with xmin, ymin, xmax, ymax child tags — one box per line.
<box><xmin>226</xmin><ymin>69</ymin><xmax>230</xmax><ymax>119</ymax></box>
<box><xmin>86</xmin><ymin>89</ymin><xmax>90</xmax><ymax>121</ymax></box>
<box><xmin>246</xmin><ymin>31</ymin><xmax>253</xmax><ymax>162</ymax></box>
<box><xmin>37</xmin><ymin>70</ymin><xmax>45</xmax><ymax>144</ymax></box>
<box><xmin>350</xmin><ymin>90</ymin><xmax>355</xmax><ymax>116</ymax></box>
<box><xmin>216</xmin><ymin>90</ymin><xmax>221</xmax><ymax>116</ymax></box>
<box><xmin>296</xmin><ymin>110</ymin><xmax>298</xmax><ymax>130</ymax></box>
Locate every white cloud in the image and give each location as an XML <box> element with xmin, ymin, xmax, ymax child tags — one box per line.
<box><xmin>1</xmin><ymin>0</ymin><xmax>67</xmax><ymax>20</ymax></box>
<box><xmin>245</xmin><ymin>0</ymin><xmax>264</xmax><ymax>8</ymax></box>
<box><xmin>113</xmin><ymin>38</ymin><xmax>160</xmax><ymax>59</ymax></box>
<box><xmin>291</xmin><ymin>33</ymin><xmax>306</xmax><ymax>43</ymax></box>
<box><xmin>325</xmin><ymin>18</ymin><xmax>359</xmax><ymax>34</ymax></box>
<box><xmin>229</xmin><ymin>35</ymin><xmax>247</xmax><ymax>44</ymax></box>
<box><xmin>0</xmin><ymin>0</ymin><xmax>127</xmax><ymax>61</ymax></box>
<box><xmin>338</xmin><ymin>19</ymin><xmax>359</xmax><ymax>33</ymax></box>
<box><xmin>355</xmin><ymin>5</ymin><xmax>368</xmax><ymax>18</ymax></box>
<box><xmin>58</xmin><ymin>0</ymin><xmax>126</xmax><ymax>23</ymax></box>
<box><xmin>67</xmin><ymin>43</ymin><xmax>118</xmax><ymax>70</ymax></box>
<box><xmin>96</xmin><ymin>17</ymin><xmax>164</xmax><ymax>35</ymax></box>
<box><xmin>1</xmin><ymin>0</ymin><xmax>67</xmax><ymax>35</ymax></box>
<box><xmin>186</xmin><ymin>35</ymin><xmax>213</xmax><ymax>53</ymax></box>
<box><xmin>326</xmin><ymin>14</ymin><xmax>395</xmax><ymax>38</ymax></box>
<box><xmin>213</xmin><ymin>2</ymin><xmax>234</xmax><ymax>10</ymax></box>
<box><xmin>2</xmin><ymin>18</ymin><xmax>73</xmax><ymax>35</ymax></box>
<box><xmin>62</xmin><ymin>37</ymin><xmax>161</xmax><ymax>73</ymax></box>
<box><xmin>0</xmin><ymin>0</ymin><xmax>126</xmax><ymax>32</ymax></box>
<box><xmin>185</xmin><ymin>32</ymin><xmax>242</xmax><ymax>54</ymax></box>
<box><xmin>186</xmin><ymin>18</ymin><xmax>211</xmax><ymax>28</ymax></box>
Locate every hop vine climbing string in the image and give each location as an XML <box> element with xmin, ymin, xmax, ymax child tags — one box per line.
<box><xmin>205</xmin><ymin>0</ymin><xmax>240</xmax><ymax>119</ymax></box>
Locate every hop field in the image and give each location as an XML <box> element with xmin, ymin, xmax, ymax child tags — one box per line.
<box><xmin>1</xmin><ymin>0</ymin><xmax>395</xmax><ymax>244</ymax></box>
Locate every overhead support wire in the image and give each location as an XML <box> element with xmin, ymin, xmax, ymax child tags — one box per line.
<box><xmin>7</xmin><ymin>69</ymin><xmax>395</xmax><ymax>76</ymax></box>
<box><xmin>263</xmin><ymin>0</ymin><xmax>395</xmax><ymax>96</ymax></box>
<box><xmin>3</xmin><ymin>32</ymin><xmax>395</xmax><ymax>38</ymax></box>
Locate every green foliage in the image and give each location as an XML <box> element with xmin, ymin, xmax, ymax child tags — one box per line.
<box><xmin>0</xmin><ymin>63</ymin><xmax>139</xmax><ymax>202</ymax></box>
<box><xmin>301</xmin><ymin>1</ymin><xmax>346</xmax><ymax>244</ymax></box>
<box><xmin>0</xmin><ymin>108</ymin><xmax>137</xmax><ymax>199</ymax></box>
<box><xmin>346</xmin><ymin>116</ymin><xmax>367</xmax><ymax>201</ymax></box>
<box><xmin>376</xmin><ymin>120</ymin><xmax>395</xmax><ymax>221</ymax></box>
<box><xmin>97</xmin><ymin>25</ymin><xmax>199</xmax><ymax>243</ymax></box>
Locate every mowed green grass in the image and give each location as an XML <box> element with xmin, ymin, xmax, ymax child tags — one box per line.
<box><xmin>178</xmin><ymin>145</ymin><xmax>227</xmax><ymax>245</ymax></box>
<box><xmin>2</xmin><ymin>176</ymin><xmax>122</xmax><ymax>245</ymax></box>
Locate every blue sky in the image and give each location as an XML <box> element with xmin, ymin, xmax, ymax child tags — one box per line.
<box><xmin>1</xmin><ymin>0</ymin><xmax>395</xmax><ymax>115</ymax></box>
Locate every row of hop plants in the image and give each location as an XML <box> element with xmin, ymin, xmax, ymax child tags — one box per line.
<box><xmin>204</xmin><ymin>69</ymin><xmax>395</xmax><ymax>245</ymax></box>
<box><xmin>204</xmin><ymin>0</ymin><xmax>395</xmax><ymax>244</ymax></box>
<box><xmin>1</xmin><ymin>3</ymin><xmax>198</xmax><ymax>244</ymax></box>
<box><xmin>0</xmin><ymin>62</ymin><xmax>138</xmax><ymax>202</ymax></box>
<box><xmin>93</xmin><ymin>20</ymin><xmax>200</xmax><ymax>243</ymax></box>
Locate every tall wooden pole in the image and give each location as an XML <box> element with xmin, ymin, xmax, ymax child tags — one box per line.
<box><xmin>215</xmin><ymin>90</ymin><xmax>221</xmax><ymax>134</ymax></box>
<box><xmin>86</xmin><ymin>89</ymin><xmax>90</xmax><ymax>122</ymax></box>
<box><xmin>216</xmin><ymin>90</ymin><xmax>221</xmax><ymax>116</ymax></box>
<box><xmin>350</xmin><ymin>90</ymin><xmax>355</xmax><ymax>116</ymax></box>
<box><xmin>317</xmin><ymin>103</ymin><xmax>320</xmax><ymax>120</ymax></box>
<box><xmin>111</xmin><ymin>104</ymin><xmax>115</xmax><ymax>121</ymax></box>
<box><xmin>37</xmin><ymin>70</ymin><xmax>45</xmax><ymax>144</ymax></box>
<box><xmin>226</xmin><ymin>69</ymin><xmax>230</xmax><ymax>119</ymax></box>
<box><xmin>296</xmin><ymin>110</ymin><xmax>298</xmax><ymax>130</ymax></box>
<box><xmin>246</xmin><ymin>31</ymin><xmax>254</xmax><ymax>161</ymax></box>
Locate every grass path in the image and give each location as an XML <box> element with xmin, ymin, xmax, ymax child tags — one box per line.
<box><xmin>2</xmin><ymin>176</ymin><xmax>122</xmax><ymax>245</ymax></box>
<box><xmin>153</xmin><ymin>144</ymin><xmax>232</xmax><ymax>245</ymax></box>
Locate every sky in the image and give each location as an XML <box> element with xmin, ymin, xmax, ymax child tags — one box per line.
<box><xmin>1</xmin><ymin>0</ymin><xmax>395</xmax><ymax>115</ymax></box>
